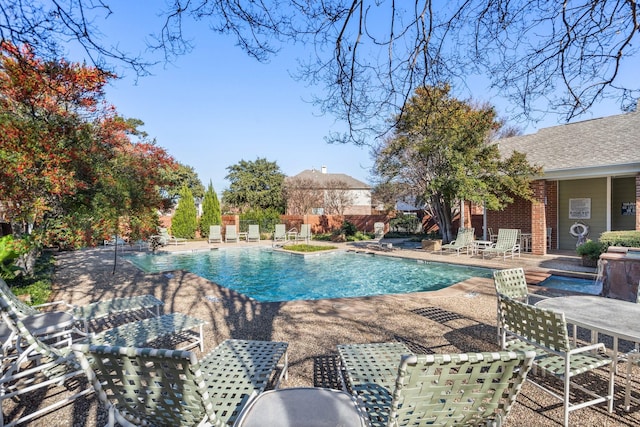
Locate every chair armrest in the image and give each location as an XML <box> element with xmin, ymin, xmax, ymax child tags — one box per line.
<box><xmin>33</xmin><ymin>300</ymin><xmax>75</xmax><ymax>310</ymax></box>
<box><xmin>568</xmin><ymin>342</ymin><xmax>608</xmax><ymax>355</ymax></box>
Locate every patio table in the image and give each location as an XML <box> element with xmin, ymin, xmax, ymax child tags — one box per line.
<box><xmin>536</xmin><ymin>295</ymin><xmax>640</xmax><ymax>371</ymax></box>
<box><xmin>472</xmin><ymin>240</ymin><xmax>493</xmax><ymax>255</ymax></box>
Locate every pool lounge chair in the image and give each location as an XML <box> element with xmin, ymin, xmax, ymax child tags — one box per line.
<box><xmin>482</xmin><ymin>228</ymin><xmax>521</xmax><ymax>259</ymax></box>
<box><xmin>0</xmin><ymin>297</ymin><xmax>94</xmax><ymax>426</ymax></box>
<box><xmin>226</xmin><ymin>224</ymin><xmax>240</xmax><ymax>242</ymax></box>
<box><xmin>247</xmin><ymin>224</ymin><xmax>260</xmax><ymax>242</ymax></box>
<box><xmin>273</xmin><ymin>224</ymin><xmax>287</xmax><ymax>242</ymax></box>
<box><xmin>209</xmin><ymin>224</ymin><xmax>222</xmax><ymax>243</ymax></box>
<box><xmin>440</xmin><ymin>227</ymin><xmax>474</xmax><ymax>255</ymax></box>
<box><xmin>72</xmin><ymin>339</ymin><xmax>289</xmax><ymax>427</ymax></box>
<box><xmin>296</xmin><ymin>224</ymin><xmax>312</xmax><ymax>243</ymax></box>
<box><xmin>152</xmin><ymin>227</ymin><xmax>187</xmax><ymax>246</ymax></box>
<box><xmin>0</xmin><ymin>278</ymin><xmax>164</xmax><ymax>335</ymax></box>
<box><xmin>337</xmin><ymin>342</ymin><xmax>535</xmax><ymax>427</ymax></box>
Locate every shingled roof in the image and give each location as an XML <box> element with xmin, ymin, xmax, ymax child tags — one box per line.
<box><xmin>288</xmin><ymin>168</ymin><xmax>370</xmax><ymax>189</ymax></box>
<box><xmin>495</xmin><ymin>110</ymin><xmax>640</xmax><ymax>180</ymax></box>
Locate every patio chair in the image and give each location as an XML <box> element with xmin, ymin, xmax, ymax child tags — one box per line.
<box><xmin>226</xmin><ymin>224</ymin><xmax>240</xmax><ymax>243</ymax></box>
<box><xmin>498</xmin><ymin>295</ymin><xmax>614</xmax><ymax>427</ymax></box>
<box><xmin>209</xmin><ymin>224</ymin><xmax>223</xmax><ymax>243</ymax></box>
<box><xmin>247</xmin><ymin>224</ymin><xmax>260</xmax><ymax>242</ymax></box>
<box><xmin>296</xmin><ymin>224</ymin><xmax>312</xmax><ymax>243</ymax></box>
<box><xmin>71</xmin><ymin>338</ymin><xmax>289</xmax><ymax>427</ymax></box>
<box><xmin>0</xmin><ymin>297</ymin><xmax>94</xmax><ymax>426</ymax></box>
<box><xmin>0</xmin><ymin>278</ymin><xmax>164</xmax><ymax>335</ymax></box>
<box><xmin>152</xmin><ymin>227</ymin><xmax>187</xmax><ymax>246</ymax></box>
<box><xmin>624</xmin><ymin>280</ymin><xmax>640</xmax><ymax>410</ymax></box>
<box><xmin>493</xmin><ymin>267</ymin><xmax>550</xmax><ymax>345</ymax></box>
<box><xmin>440</xmin><ymin>227</ymin><xmax>474</xmax><ymax>255</ymax></box>
<box><xmin>273</xmin><ymin>224</ymin><xmax>287</xmax><ymax>242</ymax></box>
<box><xmin>482</xmin><ymin>228</ymin><xmax>521</xmax><ymax>259</ymax></box>
<box><xmin>338</xmin><ymin>342</ymin><xmax>535</xmax><ymax>427</ymax></box>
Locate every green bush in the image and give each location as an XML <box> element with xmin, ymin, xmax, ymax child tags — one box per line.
<box><xmin>199</xmin><ymin>182</ymin><xmax>222</xmax><ymax>238</ymax></box>
<box><xmin>239</xmin><ymin>208</ymin><xmax>281</xmax><ymax>232</ymax></box>
<box><xmin>599</xmin><ymin>230</ymin><xmax>640</xmax><ymax>248</ymax></box>
<box><xmin>576</xmin><ymin>239</ymin><xmax>606</xmax><ymax>260</ymax></box>
<box><xmin>172</xmin><ymin>186</ymin><xmax>198</xmax><ymax>239</ymax></box>
<box><xmin>340</xmin><ymin>221</ymin><xmax>358</xmax><ymax>236</ymax></box>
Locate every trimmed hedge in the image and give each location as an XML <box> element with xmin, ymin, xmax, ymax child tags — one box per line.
<box><xmin>599</xmin><ymin>230</ymin><xmax>640</xmax><ymax>248</ymax></box>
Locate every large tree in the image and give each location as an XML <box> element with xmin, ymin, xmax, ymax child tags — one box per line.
<box><xmin>282</xmin><ymin>177</ymin><xmax>323</xmax><ymax>215</ymax></box>
<box><xmin>374</xmin><ymin>85</ymin><xmax>541</xmax><ymax>242</ymax></box>
<box><xmin>222</xmin><ymin>158</ymin><xmax>285</xmax><ymax>212</ymax></box>
<box><xmin>0</xmin><ymin>42</ymin><xmax>177</xmax><ymax>248</ymax></box>
<box><xmin>2</xmin><ymin>2</ymin><xmax>637</xmax><ymax>144</ymax></box>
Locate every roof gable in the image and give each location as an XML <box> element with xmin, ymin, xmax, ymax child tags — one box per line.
<box><xmin>288</xmin><ymin>169</ymin><xmax>370</xmax><ymax>189</ymax></box>
<box><xmin>496</xmin><ymin>110</ymin><xmax>640</xmax><ymax>178</ymax></box>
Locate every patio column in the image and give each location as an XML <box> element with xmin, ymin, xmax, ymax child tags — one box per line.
<box><xmin>530</xmin><ymin>180</ymin><xmax>547</xmax><ymax>255</ymax></box>
<box><xmin>636</xmin><ymin>174</ymin><xmax>640</xmax><ymax>231</ymax></box>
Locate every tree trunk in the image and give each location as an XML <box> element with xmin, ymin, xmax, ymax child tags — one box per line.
<box><xmin>431</xmin><ymin>195</ymin><xmax>455</xmax><ymax>243</ymax></box>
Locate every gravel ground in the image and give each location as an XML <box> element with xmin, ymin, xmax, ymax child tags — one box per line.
<box><xmin>4</xmin><ymin>242</ymin><xmax>639</xmax><ymax>426</ymax></box>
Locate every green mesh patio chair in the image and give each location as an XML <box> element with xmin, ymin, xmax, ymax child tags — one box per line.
<box><xmin>209</xmin><ymin>225</ymin><xmax>223</xmax><ymax>243</ymax></box>
<box><xmin>440</xmin><ymin>227</ymin><xmax>475</xmax><ymax>255</ymax></box>
<box><xmin>498</xmin><ymin>295</ymin><xmax>614</xmax><ymax>427</ymax></box>
<box><xmin>273</xmin><ymin>224</ymin><xmax>287</xmax><ymax>243</ymax></box>
<box><xmin>492</xmin><ymin>268</ymin><xmax>551</xmax><ymax>345</ymax></box>
<box><xmin>0</xmin><ymin>296</ymin><xmax>93</xmax><ymax>426</ymax></box>
<box><xmin>482</xmin><ymin>228</ymin><xmax>521</xmax><ymax>260</ymax></box>
<box><xmin>225</xmin><ymin>225</ymin><xmax>240</xmax><ymax>243</ymax></box>
<box><xmin>338</xmin><ymin>342</ymin><xmax>535</xmax><ymax>427</ymax></box>
<box><xmin>0</xmin><ymin>277</ymin><xmax>164</xmax><ymax>335</ymax></box>
<box><xmin>72</xmin><ymin>339</ymin><xmax>288</xmax><ymax>426</ymax></box>
<box><xmin>624</xmin><ymin>280</ymin><xmax>640</xmax><ymax>411</ymax></box>
<box><xmin>247</xmin><ymin>224</ymin><xmax>260</xmax><ymax>242</ymax></box>
<box><xmin>296</xmin><ymin>224</ymin><xmax>312</xmax><ymax>243</ymax></box>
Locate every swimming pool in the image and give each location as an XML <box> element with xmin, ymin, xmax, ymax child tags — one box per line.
<box><xmin>123</xmin><ymin>248</ymin><xmax>494</xmax><ymax>302</ymax></box>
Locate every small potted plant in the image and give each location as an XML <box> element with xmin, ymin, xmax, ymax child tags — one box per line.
<box><xmin>576</xmin><ymin>239</ymin><xmax>605</xmax><ymax>267</ymax></box>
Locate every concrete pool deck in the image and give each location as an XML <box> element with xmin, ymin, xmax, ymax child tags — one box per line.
<box><xmin>9</xmin><ymin>239</ymin><xmax>640</xmax><ymax>426</ymax></box>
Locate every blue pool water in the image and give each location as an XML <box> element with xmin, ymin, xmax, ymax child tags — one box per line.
<box><xmin>124</xmin><ymin>248</ymin><xmax>493</xmax><ymax>302</ymax></box>
<box><xmin>538</xmin><ymin>275</ymin><xmax>601</xmax><ymax>295</ymax></box>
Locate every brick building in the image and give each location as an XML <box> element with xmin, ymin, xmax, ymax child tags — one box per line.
<box><xmin>484</xmin><ymin>108</ymin><xmax>640</xmax><ymax>255</ymax></box>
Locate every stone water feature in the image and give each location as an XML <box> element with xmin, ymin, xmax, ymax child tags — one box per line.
<box><xmin>599</xmin><ymin>247</ymin><xmax>640</xmax><ymax>302</ymax></box>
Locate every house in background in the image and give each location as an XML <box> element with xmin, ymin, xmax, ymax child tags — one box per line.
<box><xmin>485</xmin><ymin>108</ymin><xmax>640</xmax><ymax>254</ymax></box>
<box><xmin>285</xmin><ymin>166</ymin><xmax>372</xmax><ymax>215</ymax></box>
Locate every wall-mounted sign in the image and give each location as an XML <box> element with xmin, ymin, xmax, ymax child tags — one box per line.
<box><xmin>622</xmin><ymin>202</ymin><xmax>636</xmax><ymax>216</ymax></box>
<box><xmin>569</xmin><ymin>198</ymin><xmax>591</xmax><ymax>219</ymax></box>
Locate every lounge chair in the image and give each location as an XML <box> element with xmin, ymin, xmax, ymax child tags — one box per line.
<box><xmin>498</xmin><ymin>295</ymin><xmax>614</xmax><ymax>427</ymax></box>
<box><xmin>0</xmin><ymin>277</ymin><xmax>164</xmax><ymax>334</ymax></box>
<box><xmin>247</xmin><ymin>224</ymin><xmax>260</xmax><ymax>242</ymax></box>
<box><xmin>440</xmin><ymin>227</ymin><xmax>474</xmax><ymax>255</ymax></box>
<box><xmin>296</xmin><ymin>224</ymin><xmax>312</xmax><ymax>243</ymax></box>
<box><xmin>482</xmin><ymin>228</ymin><xmax>521</xmax><ymax>259</ymax></box>
<box><xmin>0</xmin><ymin>297</ymin><xmax>94</xmax><ymax>426</ymax></box>
<box><xmin>208</xmin><ymin>224</ymin><xmax>222</xmax><ymax>243</ymax></box>
<box><xmin>152</xmin><ymin>227</ymin><xmax>187</xmax><ymax>246</ymax></box>
<box><xmin>72</xmin><ymin>339</ymin><xmax>289</xmax><ymax>427</ymax></box>
<box><xmin>273</xmin><ymin>224</ymin><xmax>287</xmax><ymax>242</ymax></box>
<box><xmin>338</xmin><ymin>342</ymin><xmax>535</xmax><ymax>427</ymax></box>
<box><xmin>226</xmin><ymin>224</ymin><xmax>240</xmax><ymax>242</ymax></box>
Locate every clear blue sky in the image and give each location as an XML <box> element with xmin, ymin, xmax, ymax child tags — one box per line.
<box><xmin>74</xmin><ymin>2</ymin><xmax>634</xmax><ymax>194</ymax></box>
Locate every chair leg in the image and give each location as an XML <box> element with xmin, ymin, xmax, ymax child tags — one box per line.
<box><xmin>564</xmin><ymin>374</ymin><xmax>571</xmax><ymax>427</ymax></box>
